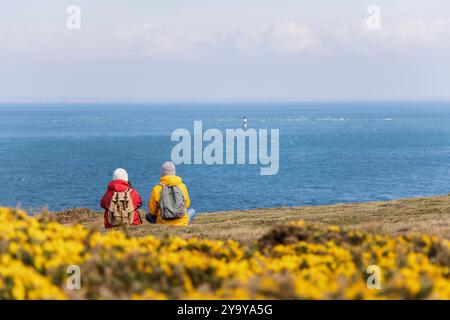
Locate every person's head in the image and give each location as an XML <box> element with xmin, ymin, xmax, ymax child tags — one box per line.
<box><xmin>161</xmin><ymin>161</ymin><xmax>176</xmax><ymax>177</ymax></box>
<box><xmin>112</xmin><ymin>168</ymin><xmax>128</xmax><ymax>182</ymax></box>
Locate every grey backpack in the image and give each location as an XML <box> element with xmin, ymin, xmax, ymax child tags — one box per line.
<box><xmin>159</xmin><ymin>183</ymin><xmax>186</xmax><ymax>219</ymax></box>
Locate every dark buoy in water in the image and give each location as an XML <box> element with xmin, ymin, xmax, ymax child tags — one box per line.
<box><xmin>243</xmin><ymin>116</ymin><xmax>248</xmax><ymax>129</ymax></box>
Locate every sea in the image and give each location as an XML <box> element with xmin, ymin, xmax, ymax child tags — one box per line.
<box><xmin>1</xmin><ymin>101</ymin><xmax>450</xmax><ymax>213</ymax></box>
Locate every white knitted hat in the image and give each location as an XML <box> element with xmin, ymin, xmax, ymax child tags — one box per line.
<box><xmin>112</xmin><ymin>168</ymin><xmax>128</xmax><ymax>182</ymax></box>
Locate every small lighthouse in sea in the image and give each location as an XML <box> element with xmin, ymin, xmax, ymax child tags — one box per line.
<box><xmin>242</xmin><ymin>116</ymin><xmax>248</xmax><ymax>129</ymax></box>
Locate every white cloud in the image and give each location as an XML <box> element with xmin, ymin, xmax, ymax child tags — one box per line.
<box><xmin>114</xmin><ymin>24</ymin><xmax>216</xmax><ymax>58</ymax></box>
<box><xmin>2</xmin><ymin>17</ymin><xmax>449</xmax><ymax>62</ymax></box>
<box><xmin>266</xmin><ymin>22</ymin><xmax>318</xmax><ymax>54</ymax></box>
<box><xmin>235</xmin><ymin>22</ymin><xmax>318</xmax><ymax>56</ymax></box>
<box><xmin>323</xmin><ymin>17</ymin><xmax>450</xmax><ymax>55</ymax></box>
<box><xmin>393</xmin><ymin>18</ymin><xmax>450</xmax><ymax>43</ymax></box>
<box><xmin>235</xmin><ymin>25</ymin><xmax>266</xmax><ymax>55</ymax></box>
<box><xmin>113</xmin><ymin>22</ymin><xmax>319</xmax><ymax>58</ymax></box>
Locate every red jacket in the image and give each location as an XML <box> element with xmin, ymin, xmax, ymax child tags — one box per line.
<box><xmin>100</xmin><ymin>180</ymin><xmax>143</xmax><ymax>228</ymax></box>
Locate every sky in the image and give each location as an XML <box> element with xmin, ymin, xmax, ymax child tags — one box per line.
<box><xmin>0</xmin><ymin>0</ymin><xmax>449</xmax><ymax>101</ymax></box>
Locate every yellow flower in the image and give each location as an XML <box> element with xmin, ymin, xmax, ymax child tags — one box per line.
<box><xmin>0</xmin><ymin>207</ymin><xmax>449</xmax><ymax>300</ymax></box>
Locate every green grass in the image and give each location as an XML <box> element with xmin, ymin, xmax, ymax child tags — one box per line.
<box><xmin>48</xmin><ymin>195</ymin><xmax>450</xmax><ymax>244</ymax></box>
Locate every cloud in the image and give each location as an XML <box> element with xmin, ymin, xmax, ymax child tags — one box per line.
<box><xmin>392</xmin><ymin>18</ymin><xmax>450</xmax><ymax>44</ymax></box>
<box><xmin>235</xmin><ymin>22</ymin><xmax>318</xmax><ymax>55</ymax></box>
<box><xmin>114</xmin><ymin>24</ymin><xmax>216</xmax><ymax>58</ymax></box>
<box><xmin>323</xmin><ymin>17</ymin><xmax>450</xmax><ymax>55</ymax></box>
<box><xmin>266</xmin><ymin>22</ymin><xmax>318</xmax><ymax>54</ymax></box>
<box><xmin>2</xmin><ymin>17</ymin><xmax>449</xmax><ymax>62</ymax></box>
<box><xmin>114</xmin><ymin>22</ymin><xmax>319</xmax><ymax>58</ymax></box>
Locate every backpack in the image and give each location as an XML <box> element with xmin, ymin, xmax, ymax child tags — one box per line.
<box><xmin>159</xmin><ymin>183</ymin><xmax>186</xmax><ymax>220</ymax></box>
<box><xmin>107</xmin><ymin>189</ymin><xmax>135</xmax><ymax>226</ymax></box>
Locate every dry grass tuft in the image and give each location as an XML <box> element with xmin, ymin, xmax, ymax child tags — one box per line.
<box><xmin>48</xmin><ymin>195</ymin><xmax>450</xmax><ymax>243</ymax></box>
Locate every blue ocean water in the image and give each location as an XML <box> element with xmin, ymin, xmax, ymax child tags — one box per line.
<box><xmin>1</xmin><ymin>101</ymin><xmax>450</xmax><ymax>213</ymax></box>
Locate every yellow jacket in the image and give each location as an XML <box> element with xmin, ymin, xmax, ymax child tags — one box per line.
<box><xmin>148</xmin><ymin>175</ymin><xmax>191</xmax><ymax>226</ymax></box>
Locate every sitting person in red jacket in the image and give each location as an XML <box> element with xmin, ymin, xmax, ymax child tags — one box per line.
<box><xmin>100</xmin><ymin>168</ymin><xmax>143</xmax><ymax>229</ymax></box>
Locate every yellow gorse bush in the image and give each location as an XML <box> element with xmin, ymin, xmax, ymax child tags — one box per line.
<box><xmin>0</xmin><ymin>207</ymin><xmax>449</xmax><ymax>299</ymax></box>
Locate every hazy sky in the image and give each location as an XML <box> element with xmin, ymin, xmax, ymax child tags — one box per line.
<box><xmin>0</xmin><ymin>0</ymin><xmax>449</xmax><ymax>101</ymax></box>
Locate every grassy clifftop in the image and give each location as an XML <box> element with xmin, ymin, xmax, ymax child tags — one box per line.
<box><xmin>49</xmin><ymin>195</ymin><xmax>450</xmax><ymax>243</ymax></box>
<box><xmin>2</xmin><ymin>197</ymin><xmax>450</xmax><ymax>299</ymax></box>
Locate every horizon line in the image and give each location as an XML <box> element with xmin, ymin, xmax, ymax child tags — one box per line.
<box><xmin>1</xmin><ymin>97</ymin><xmax>450</xmax><ymax>104</ymax></box>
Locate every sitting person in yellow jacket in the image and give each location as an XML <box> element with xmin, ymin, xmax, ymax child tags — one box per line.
<box><xmin>146</xmin><ymin>161</ymin><xmax>197</xmax><ymax>226</ymax></box>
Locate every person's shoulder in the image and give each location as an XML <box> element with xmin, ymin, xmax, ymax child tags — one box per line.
<box><xmin>130</xmin><ymin>187</ymin><xmax>140</xmax><ymax>194</ymax></box>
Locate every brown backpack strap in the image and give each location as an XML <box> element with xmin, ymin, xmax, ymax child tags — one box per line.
<box><xmin>126</xmin><ymin>187</ymin><xmax>133</xmax><ymax>207</ymax></box>
<box><xmin>124</xmin><ymin>190</ymin><xmax>128</xmax><ymax>210</ymax></box>
<box><xmin>114</xmin><ymin>191</ymin><xmax>119</xmax><ymax>203</ymax></box>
